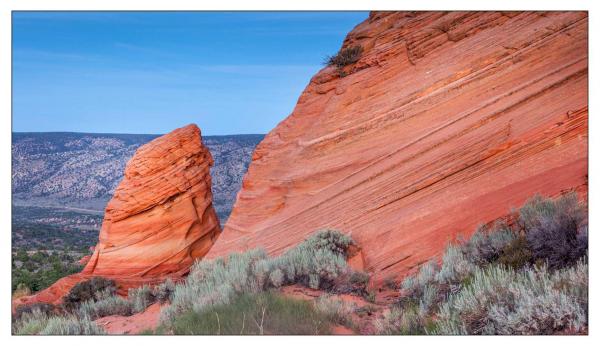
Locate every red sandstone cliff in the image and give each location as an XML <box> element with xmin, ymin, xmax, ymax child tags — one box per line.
<box><xmin>15</xmin><ymin>124</ymin><xmax>221</xmax><ymax>306</ymax></box>
<box><xmin>206</xmin><ymin>11</ymin><xmax>588</xmax><ymax>283</ymax></box>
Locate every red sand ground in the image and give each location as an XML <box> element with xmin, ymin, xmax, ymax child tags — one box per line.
<box><xmin>95</xmin><ymin>303</ymin><xmax>162</xmax><ymax>335</ymax></box>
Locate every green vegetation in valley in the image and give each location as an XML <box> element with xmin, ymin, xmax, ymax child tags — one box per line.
<box><xmin>12</xmin><ymin>206</ymin><xmax>101</xmax><ymax>251</ymax></box>
<box><xmin>12</xmin><ymin>249</ymin><xmax>84</xmax><ymax>294</ymax></box>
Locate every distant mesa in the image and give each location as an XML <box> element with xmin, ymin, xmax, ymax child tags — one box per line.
<box><xmin>206</xmin><ymin>11</ymin><xmax>588</xmax><ymax>284</ymax></box>
<box><xmin>14</xmin><ymin>124</ymin><xmax>221</xmax><ymax>306</ymax></box>
<box><xmin>11</xmin><ymin>131</ymin><xmax>263</xmax><ymax>225</ymax></box>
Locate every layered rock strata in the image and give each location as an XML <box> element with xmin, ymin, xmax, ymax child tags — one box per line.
<box><xmin>15</xmin><ymin>124</ymin><xmax>221</xmax><ymax>305</ymax></box>
<box><xmin>206</xmin><ymin>11</ymin><xmax>588</xmax><ymax>283</ymax></box>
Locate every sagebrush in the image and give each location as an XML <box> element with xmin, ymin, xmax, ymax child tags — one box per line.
<box><xmin>161</xmin><ymin>229</ymin><xmax>360</xmax><ymax>325</ymax></box>
<box><xmin>379</xmin><ymin>193</ymin><xmax>588</xmax><ymax>335</ymax></box>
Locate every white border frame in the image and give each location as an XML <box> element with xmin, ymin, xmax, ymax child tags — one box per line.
<box><xmin>1</xmin><ymin>1</ymin><xmax>596</xmax><ymax>345</ymax></box>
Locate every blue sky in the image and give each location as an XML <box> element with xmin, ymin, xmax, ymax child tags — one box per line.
<box><xmin>12</xmin><ymin>11</ymin><xmax>368</xmax><ymax>135</ymax></box>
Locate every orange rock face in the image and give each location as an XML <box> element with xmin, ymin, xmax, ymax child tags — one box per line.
<box><xmin>207</xmin><ymin>12</ymin><xmax>588</xmax><ymax>283</ymax></box>
<box><xmin>15</xmin><ymin>124</ymin><xmax>221</xmax><ymax>306</ymax></box>
<box><xmin>82</xmin><ymin>123</ymin><xmax>221</xmax><ymax>279</ymax></box>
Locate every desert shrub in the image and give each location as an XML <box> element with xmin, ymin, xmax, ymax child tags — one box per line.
<box><xmin>40</xmin><ymin>315</ymin><xmax>105</xmax><ymax>335</ymax></box>
<box><xmin>325</xmin><ymin>46</ymin><xmax>363</xmax><ymax>68</ymax></box>
<box><xmin>129</xmin><ymin>285</ymin><xmax>155</xmax><ymax>313</ymax></box>
<box><xmin>295</xmin><ymin>229</ymin><xmax>354</xmax><ymax>256</ymax></box>
<box><xmin>436</xmin><ymin>244</ymin><xmax>476</xmax><ymax>286</ymax></box>
<box><xmin>349</xmin><ymin>271</ymin><xmax>370</xmax><ymax>286</ymax></box>
<box><xmin>387</xmin><ymin>193</ymin><xmax>588</xmax><ymax>335</ymax></box>
<box><xmin>374</xmin><ymin>308</ymin><xmax>399</xmax><ymax>334</ymax></box>
<box><xmin>274</xmin><ymin>246</ymin><xmax>348</xmax><ymax>289</ymax></box>
<box><xmin>329</xmin><ymin>270</ymin><xmax>370</xmax><ymax>296</ymax></box>
<box><xmin>153</xmin><ymin>279</ymin><xmax>176</xmax><ymax>304</ymax></box>
<box><xmin>269</xmin><ymin>269</ymin><xmax>284</xmax><ymax>288</ymax></box>
<box><xmin>75</xmin><ymin>279</ymin><xmax>175</xmax><ymax>319</ymax></box>
<box><xmin>576</xmin><ymin>225</ymin><xmax>588</xmax><ymax>258</ymax></box>
<box><xmin>162</xmin><ymin>248</ymin><xmax>268</xmax><ymax>323</ymax></box>
<box><xmin>274</xmin><ymin>230</ymin><xmax>353</xmax><ymax>289</ymax></box>
<box><xmin>13</xmin><ymin>309</ymin><xmax>104</xmax><ymax>335</ymax></box>
<box><xmin>520</xmin><ymin>193</ymin><xmax>587</xmax><ymax>269</ymax></box>
<box><xmin>62</xmin><ymin>277</ymin><xmax>116</xmax><ymax>310</ymax></box>
<box><xmin>550</xmin><ymin>258</ymin><xmax>588</xmax><ymax>315</ymax></box>
<box><xmin>314</xmin><ymin>294</ymin><xmax>355</xmax><ymax>326</ymax></box>
<box><xmin>418</xmin><ymin>283</ymin><xmax>439</xmax><ymax>317</ymax></box>
<box><xmin>162</xmin><ymin>230</ymin><xmax>356</xmax><ymax>324</ymax></box>
<box><xmin>14</xmin><ymin>302</ymin><xmax>55</xmax><ymax>320</ymax></box>
<box><xmin>401</xmin><ymin>260</ymin><xmax>439</xmax><ymax>300</ymax></box>
<box><xmin>375</xmin><ymin>304</ymin><xmax>432</xmax><ymax>335</ymax></box>
<box><xmin>383</xmin><ymin>277</ymin><xmax>398</xmax><ymax>289</ymax></box>
<box><xmin>354</xmin><ymin>304</ymin><xmax>377</xmax><ymax>316</ymax></box>
<box><xmin>399</xmin><ymin>226</ymin><xmax>510</xmax><ymax>318</ymax></box>
<box><xmin>434</xmin><ymin>262</ymin><xmax>587</xmax><ymax>335</ymax></box>
<box><xmin>169</xmin><ymin>291</ymin><xmax>333</xmax><ymax>335</ymax></box>
<box><xmin>461</xmin><ymin>224</ymin><xmax>516</xmax><ymax>265</ymax></box>
<box><xmin>497</xmin><ymin>235</ymin><xmax>532</xmax><ymax>269</ymax></box>
<box><xmin>78</xmin><ymin>295</ymin><xmax>134</xmax><ymax>319</ymax></box>
<box><xmin>518</xmin><ymin>193</ymin><xmax>583</xmax><ymax>230</ymax></box>
<box><xmin>12</xmin><ymin>283</ymin><xmax>32</xmax><ymax>299</ymax></box>
<box><xmin>399</xmin><ymin>243</ymin><xmax>478</xmax><ymax>319</ymax></box>
<box><xmin>13</xmin><ymin>309</ymin><xmax>49</xmax><ymax>335</ymax></box>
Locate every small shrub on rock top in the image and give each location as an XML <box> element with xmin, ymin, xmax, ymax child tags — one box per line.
<box><xmin>325</xmin><ymin>46</ymin><xmax>363</xmax><ymax>68</ymax></box>
<box><xmin>62</xmin><ymin>277</ymin><xmax>116</xmax><ymax>310</ymax></box>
